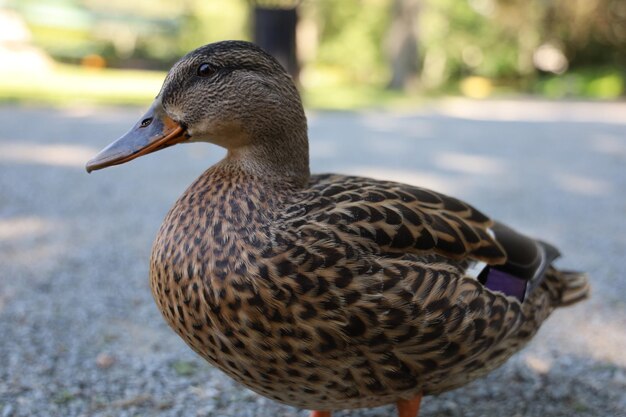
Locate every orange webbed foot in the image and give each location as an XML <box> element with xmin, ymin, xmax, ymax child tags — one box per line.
<box><xmin>396</xmin><ymin>393</ymin><xmax>423</xmax><ymax>417</ymax></box>
<box><xmin>310</xmin><ymin>411</ymin><xmax>332</xmax><ymax>417</ymax></box>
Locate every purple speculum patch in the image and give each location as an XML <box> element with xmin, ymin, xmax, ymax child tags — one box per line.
<box><xmin>483</xmin><ymin>268</ymin><xmax>528</xmax><ymax>302</ymax></box>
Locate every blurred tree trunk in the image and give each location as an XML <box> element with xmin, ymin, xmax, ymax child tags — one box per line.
<box><xmin>252</xmin><ymin>2</ymin><xmax>299</xmax><ymax>82</ymax></box>
<box><xmin>385</xmin><ymin>0</ymin><xmax>420</xmax><ymax>91</ymax></box>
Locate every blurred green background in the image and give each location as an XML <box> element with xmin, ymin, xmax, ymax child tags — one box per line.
<box><xmin>0</xmin><ymin>0</ymin><xmax>624</xmax><ymax>109</ymax></box>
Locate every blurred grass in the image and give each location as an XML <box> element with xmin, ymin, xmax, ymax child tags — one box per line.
<box><xmin>0</xmin><ymin>64</ymin><xmax>623</xmax><ymax>110</ymax></box>
<box><xmin>303</xmin><ymin>84</ymin><xmax>420</xmax><ymax>110</ymax></box>
<box><xmin>0</xmin><ymin>64</ymin><xmax>165</xmax><ymax>106</ymax></box>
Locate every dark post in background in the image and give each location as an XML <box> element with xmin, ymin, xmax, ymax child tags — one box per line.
<box><xmin>251</xmin><ymin>0</ymin><xmax>300</xmax><ymax>83</ymax></box>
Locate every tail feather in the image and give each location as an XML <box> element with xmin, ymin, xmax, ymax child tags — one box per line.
<box><xmin>548</xmin><ymin>269</ymin><xmax>590</xmax><ymax>307</ymax></box>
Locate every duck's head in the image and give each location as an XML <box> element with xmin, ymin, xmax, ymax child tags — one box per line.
<box><xmin>86</xmin><ymin>41</ymin><xmax>309</xmax><ymax>183</ymax></box>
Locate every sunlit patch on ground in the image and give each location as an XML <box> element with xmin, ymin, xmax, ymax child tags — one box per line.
<box><xmin>578</xmin><ymin>318</ymin><xmax>626</xmax><ymax>367</ymax></box>
<box><xmin>552</xmin><ymin>172</ymin><xmax>613</xmax><ymax>196</ymax></box>
<box><xmin>0</xmin><ymin>143</ymin><xmax>99</xmax><ymax>168</ymax></box>
<box><xmin>0</xmin><ymin>215</ymin><xmax>57</xmax><ymax>240</ymax></box>
<box><xmin>434</xmin><ymin>152</ymin><xmax>504</xmax><ymax>175</ymax></box>
<box><xmin>434</xmin><ymin>98</ymin><xmax>626</xmax><ymax>124</ymax></box>
<box><xmin>343</xmin><ymin>166</ymin><xmax>459</xmax><ymax>195</ymax></box>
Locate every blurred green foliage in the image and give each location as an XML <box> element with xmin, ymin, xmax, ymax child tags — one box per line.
<box><xmin>536</xmin><ymin>68</ymin><xmax>625</xmax><ymax>99</ymax></box>
<box><xmin>303</xmin><ymin>0</ymin><xmax>625</xmax><ymax>97</ymax></box>
<box><xmin>2</xmin><ymin>0</ymin><xmax>624</xmax><ymax>105</ymax></box>
<box><xmin>307</xmin><ymin>0</ymin><xmax>391</xmax><ymax>84</ymax></box>
<box><xmin>418</xmin><ymin>0</ymin><xmax>625</xmax><ymax>91</ymax></box>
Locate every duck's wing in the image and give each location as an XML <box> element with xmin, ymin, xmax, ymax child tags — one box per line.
<box><xmin>295</xmin><ymin>175</ymin><xmax>559</xmax><ymax>279</ymax></box>
<box><xmin>269</xmin><ymin>175</ymin><xmax>568</xmax><ymax>395</ymax></box>
<box><xmin>296</xmin><ymin>174</ymin><xmax>505</xmax><ymax>262</ymax></box>
<box><xmin>260</xmin><ymin>176</ymin><xmax>556</xmax><ymax>398</ymax></box>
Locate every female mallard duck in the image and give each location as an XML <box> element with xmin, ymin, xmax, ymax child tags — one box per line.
<box><xmin>86</xmin><ymin>41</ymin><xmax>589</xmax><ymax>417</ymax></box>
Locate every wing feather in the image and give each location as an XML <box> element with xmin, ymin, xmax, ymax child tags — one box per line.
<box><xmin>293</xmin><ymin>174</ymin><xmax>506</xmax><ymax>264</ymax></box>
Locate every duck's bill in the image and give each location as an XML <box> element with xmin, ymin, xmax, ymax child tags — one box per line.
<box><xmin>86</xmin><ymin>101</ymin><xmax>188</xmax><ymax>173</ymax></box>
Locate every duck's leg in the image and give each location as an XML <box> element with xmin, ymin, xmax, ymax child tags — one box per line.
<box><xmin>310</xmin><ymin>411</ymin><xmax>331</xmax><ymax>417</ymax></box>
<box><xmin>396</xmin><ymin>393</ymin><xmax>423</xmax><ymax>417</ymax></box>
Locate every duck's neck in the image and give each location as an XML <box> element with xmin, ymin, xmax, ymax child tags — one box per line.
<box><xmin>226</xmin><ymin>141</ymin><xmax>309</xmax><ymax>189</ymax></box>
<box><xmin>224</xmin><ymin>98</ymin><xmax>310</xmax><ymax>188</ymax></box>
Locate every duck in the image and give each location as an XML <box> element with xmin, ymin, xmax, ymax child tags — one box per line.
<box><xmin>86</xmin><ymin>40</ymin><xmax>590</xmax><ymax>417</ymax></box>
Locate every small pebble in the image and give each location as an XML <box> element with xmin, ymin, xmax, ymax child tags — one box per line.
<box><xmin>524</xmin><ymin>355</ymin><xmax>551</xmax><ymax>375</ymax></box>
<box><xmin>96</xmin><ymin>353</ymin><xmax>116</xmax><ymax>369</ymax></box>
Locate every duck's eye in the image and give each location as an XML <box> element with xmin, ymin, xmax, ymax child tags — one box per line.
<box><xmin>197</xmin><ymin>63</ymin><xmax>216</xmax><ymax>77</ymax></box>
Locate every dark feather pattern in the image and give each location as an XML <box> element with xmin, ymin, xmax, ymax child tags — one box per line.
<box><xmin>150</xmin><ymin>168</ymin><xmax>589</xmax><ymax>409</ymax></box>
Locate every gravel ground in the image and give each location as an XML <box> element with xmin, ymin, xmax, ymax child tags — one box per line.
<box><xmin>1</xmin><ymin>99</ymin><xmax>625</xmax><ymax>417</ymax></box>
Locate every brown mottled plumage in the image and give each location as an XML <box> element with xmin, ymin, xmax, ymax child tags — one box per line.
<box><xmin>87</xmin><ymin>41</ymin><xmax>590</xmax><ymax>416</ymax></box>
